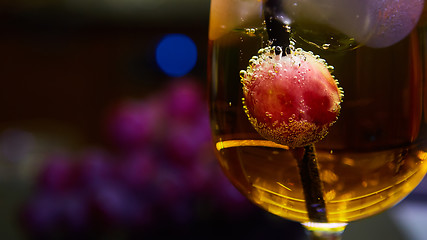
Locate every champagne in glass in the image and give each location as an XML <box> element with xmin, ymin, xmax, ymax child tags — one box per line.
<box><xmin>208</xmin><ymin>0</ymin><xmax>427</xmax><ymax>239</ymax></box>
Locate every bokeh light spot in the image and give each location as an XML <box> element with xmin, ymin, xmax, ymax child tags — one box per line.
<box><xmin>155</xmin><ymin>34</ymin><xmax>197</xmax><ymax>77</ymax></box>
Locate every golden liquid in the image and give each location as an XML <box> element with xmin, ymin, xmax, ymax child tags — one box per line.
<box><xmin>208</xmin><ymin>9</ymin><xmax>427</xmax><ymax>223</ymax></box>
<box><xmin>214</xmin><ymin>139</ymin><xmax>427</xmax><ymax>223</ymax></box>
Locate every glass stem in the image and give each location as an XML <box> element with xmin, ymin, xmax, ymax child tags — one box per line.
<box><xmin>303</xmin><ymin>223</ymin><xmax>347</xmax><ymax>240</ymax></box>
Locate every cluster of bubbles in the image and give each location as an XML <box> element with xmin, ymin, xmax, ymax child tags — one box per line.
<box><xmin>21</xmin><ymin>79</ymin><xmax>252</xmax><ymax>239</ymax></box>
<box><xmin>240</xmin><ymin>45</ymin><xmax>336</xmax><ymax>92</ymax></box>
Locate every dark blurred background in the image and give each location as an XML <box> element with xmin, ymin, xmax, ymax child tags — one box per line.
<box><xmin>0</xmin><ymin>1</ymin><xmax>425</xmax><ymax>240</ymax></box>
<box><xmin>0</xmin><ymin>1</ymin><xmax>304</xmax><ymax>239</ymax></box>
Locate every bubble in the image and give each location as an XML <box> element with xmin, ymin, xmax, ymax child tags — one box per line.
<box><xmin>322</xmin><ymin>44</ymin><xmax>330</xmax><ymax>50</ymax></box>
<box><xmin>249</xmin><ymin>59</ymin><xmax>257</xmax><ymax>67</ymax></box>
<box><xmin>273</xmin><ymin>46</ymin><xmax>283</xmax><ymax>57</ymax></box>
<box><xmin>245</xmin><ymin>28</ymin><xmax>257</xmax><ymax>37</ymax></box>
<box><xmin>239</xmin><ymin>70</ymin><xmax>247</xmax><ymax>79</ymax></box>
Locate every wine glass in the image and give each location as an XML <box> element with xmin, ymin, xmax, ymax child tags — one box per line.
<box><xmin>207</xmin><ymin>0</ymin><xmax>427</xmax><ymax>239</ymax></box>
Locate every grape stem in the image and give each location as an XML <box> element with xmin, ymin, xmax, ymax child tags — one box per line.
<box><xmin>294</xmin><ymin>145</ymin><xmax>328</xmax><ymax>223</ymax></box>
<box><xmin>264</xmin><ymin>0</ymin><xmax>290</xmax><ymax>49</ymax></box>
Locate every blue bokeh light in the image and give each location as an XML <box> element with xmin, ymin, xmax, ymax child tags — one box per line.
<box><xmin>155</xmin><ymin>34</ymin><xmax>198</xmax><ymax>77</ymax></box>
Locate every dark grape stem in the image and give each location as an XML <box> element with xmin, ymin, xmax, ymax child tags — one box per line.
<box><xmin>295</xmin><ymin>145</ymin><xmax>328</xmax><ymax>223</ymax></box>
<box><xmin>264</xmin><ymin>0</ymin><xmax>291</xmax><ymax>49</ymax></box>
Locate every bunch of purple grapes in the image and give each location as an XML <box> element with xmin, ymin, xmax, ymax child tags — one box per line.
<box><xmin>21</xmin><ymin>79</ymin><xmax>252</xmax><ymax>238</ymax></box>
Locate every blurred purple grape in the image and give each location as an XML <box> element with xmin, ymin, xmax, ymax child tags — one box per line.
<box><xmin>106</xmin><ymin>99</ymin><xmax>163</xmax><ymax>150</ymax></box>
<box><xmin>164</xmin><ymin>79</ymin><xmax>205</xmax><ymax>122</ymax></box>
<box><xmin>182</xmin><ymin>161</ymin><xmax>211</xmax><ymax>194</ymax></box>
<box><xmin>154</xmin><ymin>167</ymin><xmax>189</xmax><ymax>205</ymax></box>
<box><xmin>77</xmin><ymin>149</ymin><xmax>116</xmax><ymax>188</ymax></box>
<box><xmin>90</xmin><ymin>181</ymin><xmax>131</xmax><ymax>226</ymax></box>
<box><xmin>60</xmin><ymin>192</ymin><xmax>90</xmax><ymax>232</ymax></box>
<box><xmin>164</xmin><ymin>124</ymin><xmax>204</xmax><ymax>165</ymax></box>
<box><xmin>121</xmin><ymin>195</ymin><xmax>153</xmax><ymax>228</ymax></box>
<box><xmin>152</xmin><ymin>166</ymin><xmax>196</xmax><ymax>225</ymax></box>
<box><xmin>162</xmin><ymin>79</ymin><xmax>212</xmax><ymax>166</ymax></box>
<box><xmin>118</xmin><ymin>150</ymin><xmax>157</xmax><ymax>190</ymax></box>
<box><xmin>23</xmin><ymin>192</ymin><xmax>61</xmax><ymax>233</ymax></box>
<box><xmin>37</xmin><ymin>153</ymin><xmax>77</xmax><ymax>193</ymax></box>
<box><xmin>88</xmin><ymin>179</ymin><xmax>153</xmax><ymax>228</ymax></box>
